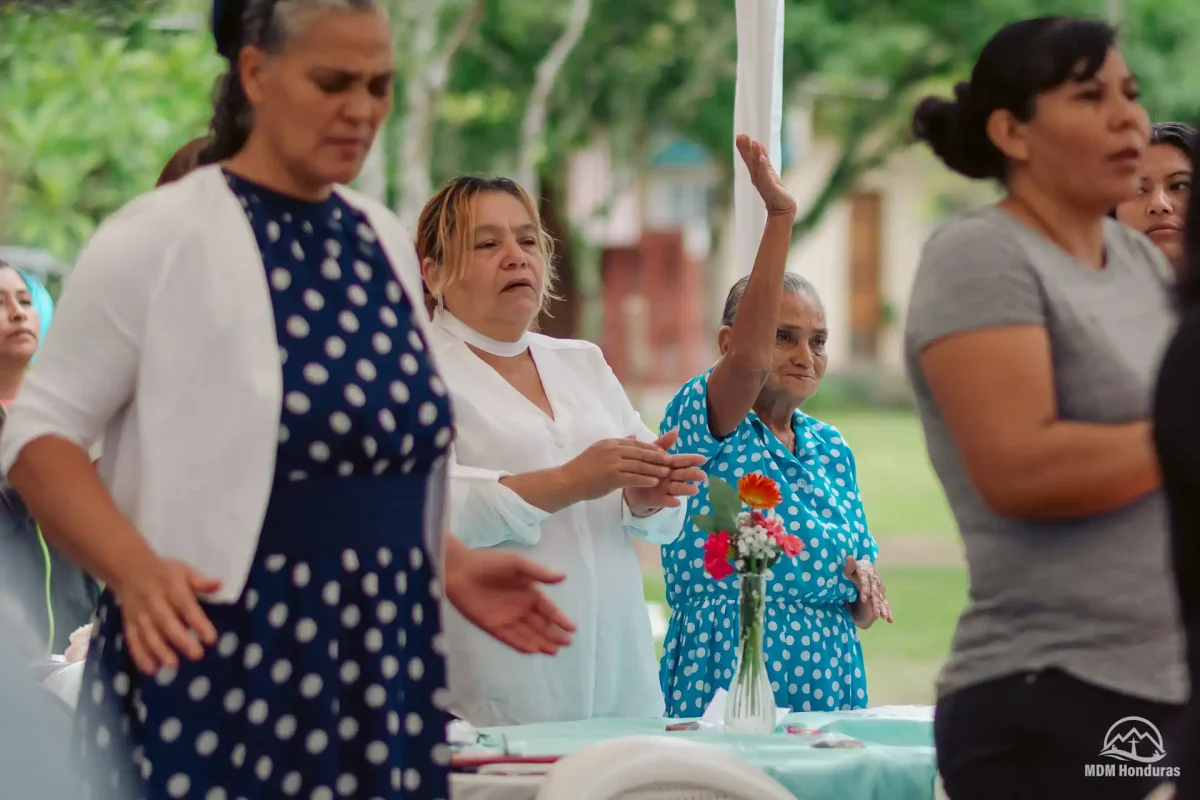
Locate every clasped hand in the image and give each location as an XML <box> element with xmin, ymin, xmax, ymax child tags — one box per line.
<box><xmin>562</xmin><ymin>429</ymin><xmax>706</xmax><ymax>516</ymax></box>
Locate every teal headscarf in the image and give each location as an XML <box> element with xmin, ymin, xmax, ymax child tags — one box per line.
<box><xmin>6</xmin><ymin>270</ymin><xmax>53</xmax><ymax>362</ymax></box>
<box><xmin>21</xmin><ymin>272</ymin><xmax>53</xmax><ymax>344</ymax></box>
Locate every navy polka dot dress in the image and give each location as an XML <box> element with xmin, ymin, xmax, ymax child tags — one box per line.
<box><xmin>72</xmin><ymin>172</ymin><xmax>454</xmax><ymax>799</ymax></box>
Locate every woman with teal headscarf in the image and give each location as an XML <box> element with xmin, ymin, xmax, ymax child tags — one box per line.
<box><xmin>0</xmin><ymin>262</ymin><xmax>100</xmax><ymax>655</ymax></box>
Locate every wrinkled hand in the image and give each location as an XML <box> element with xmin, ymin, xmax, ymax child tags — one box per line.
<box><xmin>736</xmin><ymin>133</ymin><xmax>797</xmax><ymax>217</ymax></box>
<box><xmin>562</xmin><ymin>436</ymin><xmax>674</xmax><ymax>502</ymax></box>
<box><xmin>446</xmin><ymin>549</ymin><xmax>576</xmax><ymax>655</ymax></box>
<box><xmin>113</xmin><ymin>556</ymin><xmax>220</xmax><ymax>674</ymax></box>
<box><xmin>843</xmin><ymin>556</ymin><xmax>893</xmax><ymax>628</ymax></box>
<box><xmin>623</xmin><ymin>430</ymin><xmax>707</xmax><ymax>517</ymax></box>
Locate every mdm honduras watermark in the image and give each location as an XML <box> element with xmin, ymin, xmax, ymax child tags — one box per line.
<box><xmin>1084</xmin><ymin>716</ymin><xmax>1181</xmax><ymax>779</ymax></box>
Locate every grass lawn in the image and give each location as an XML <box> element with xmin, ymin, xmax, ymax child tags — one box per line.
<box><xmin>644</xmin><ymin>564</ymin><xmax>968</xmax><ymax>706</ymax></box>
<box><xmin>804</xmin><ymin>409</ymin><xmax>956</xmax><ymax>541</ymax></box>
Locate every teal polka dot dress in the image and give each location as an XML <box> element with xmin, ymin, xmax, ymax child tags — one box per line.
<box><xmin>658</xmin><ymin>369</ymin><xmax>878</xmax><ymax>716</ymax></box>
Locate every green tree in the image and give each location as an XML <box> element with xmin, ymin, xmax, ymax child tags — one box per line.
<box><xmin>0</xmin><ymin>10</ymin><xmax>219</xmax><ymax>259</ymax></box>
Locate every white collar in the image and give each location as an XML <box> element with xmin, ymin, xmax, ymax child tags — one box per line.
<box><xmin>435</xmin><ymin>310</ymin><xmax>531</xmax><ymax>357</ymax></box>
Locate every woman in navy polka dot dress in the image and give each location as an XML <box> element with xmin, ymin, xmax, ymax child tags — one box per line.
<box><xmin>82</xmin><ymin>170</ymin><xmax>454</xmax><ymax>799</ymax></box>
<box><xmin>0</xmin><ymin>1</ymin><xmax>574</xmax><ymax>798</ymax></box>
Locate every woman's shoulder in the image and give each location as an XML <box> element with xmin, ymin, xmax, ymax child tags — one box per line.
<box><xmin>527</xmin><ymin>334</ymin><xmax>609</xmax><ymax>370</ymax></box>
<box><xmin>918</xmin><ymin>206</ymin><xmax>1030</xmax><ymax>271</ymax></box>
<box><xmin>662</xmin><ymin>370</ymin><xmax>715</xmax><ymax>415</ymax></box>
<box><xmin>79</xmin><ymin>167</ymin><xmax>228</xmax><ymax>273</ymax></box>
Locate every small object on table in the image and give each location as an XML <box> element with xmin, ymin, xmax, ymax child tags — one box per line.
<box><xmin>666</xmin><ymin>721</ymin><xmax>700</xmax><ymax>731</ymax></box>
<box><xmin>786</xmin><ymin>725</ymin><xmax>865</xmax><ymax>748</ymax></box>
<box><xmin>813</xmin><ymin>738</ymin><xmax>866</xmax><ymax>749</ymax></box>
<box><xmin>451</xmin><ymin>755</ymin><xmax>561</xmax><ymax>772</ymax></box>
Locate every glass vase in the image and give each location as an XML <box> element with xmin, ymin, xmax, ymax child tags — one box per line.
<box><xmin>723</xmin><ymin>572</ymin><xmax>777</xmax><ymax>733</ymax></box>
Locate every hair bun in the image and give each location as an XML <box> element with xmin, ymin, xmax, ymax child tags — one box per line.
<box><xmin>911</xmin><ymin>83</ymin><xmax>1001</xmax><ymax>181</ymax></box>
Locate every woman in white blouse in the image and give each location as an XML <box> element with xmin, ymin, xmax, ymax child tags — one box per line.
<box><xmin>416</xmin><ymin>176</ymin><xmax>706</xmax><ymax>726</ymax></box>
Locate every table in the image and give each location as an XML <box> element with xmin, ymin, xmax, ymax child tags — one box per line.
<box><xmin>41</xmin><ymin>663</ymin><xmax>939</xmax><ymax>799</ymax></box>
<box><xmin>454</xmin><ymin>708</ymin><xmax>941</xmax><ymax>800</ymax></box>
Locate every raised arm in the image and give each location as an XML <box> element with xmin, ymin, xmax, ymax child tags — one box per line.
<box><xmin>707</xmin><ymin>135</ymin><xmax>798</xmax><ymax>438</ymax></box>
<box><xmin>910</xmin><ymin>220</ymin><xmax>1160</xmax><ymax>520</ymax></box>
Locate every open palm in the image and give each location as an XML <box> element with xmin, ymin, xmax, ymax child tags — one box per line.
<box><xmin>735</xmin><ymin>133</ymin><xmax>797</xmax><ymax>217</ymax></box>
<box><xmin>446</xmin><ymin>549</ymin><xmax>576</xmax><ymax>655</ymax></box>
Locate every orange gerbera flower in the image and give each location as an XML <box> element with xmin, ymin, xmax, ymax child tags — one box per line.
<box><xmin>738</xmin><ymin>472</ymin><xmax>782</xmax><ymax>509</ymax></box>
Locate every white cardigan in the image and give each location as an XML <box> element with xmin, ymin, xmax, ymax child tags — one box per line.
<box><xmin>0</xmin><ymin>166</ymin><xmax>446</xmax><ymax>603</ymax></box>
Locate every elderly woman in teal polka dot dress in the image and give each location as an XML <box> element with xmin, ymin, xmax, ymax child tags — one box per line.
<box><xmin>658</xmin><ymin>135</ymin><xmax>893</xmax><ymax>717</ymax></box>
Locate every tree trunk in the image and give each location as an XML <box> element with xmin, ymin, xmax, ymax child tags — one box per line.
<box><xmin>536</xmin><ymin>173</ymin><xmax>579</xmax><ymax>339</ymax></box>
<box><xmin>393</xmin><ymin>0</ymin><xmax>485</xmax><ymax>226</ymax></box>
<box><xmin>514</xmin><ymin>0</ymin><xmax>592</xmax><ymax>199</ymax></box>
<box><xmin>357</xmin><ymin>126</ymin><xmax>388</xmax><ymax>202</ymax></box>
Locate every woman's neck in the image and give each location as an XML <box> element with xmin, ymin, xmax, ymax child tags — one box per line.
<box><xmin>1002</xmin><ymin>176</ymin><xmax>1107</xmax><ymax>269</ymax></box>
<box><xmin>225</xmin><ymin>138</ymin><xmax>331</xmax><ymax>202</ymax></box>
<box><xmin>446</xmin><ymin>309</ymin><xmax>530</xmax><ymax>345</ymax></box>
<box><xmin>0</xmin><ymin>364</ymin><xmax>25</xmax><ymax>401</ymax></box>
<box><xmin>754</xmin><ymin>393</ymin><xmax>797</xmax><ymax>446</ymax></box>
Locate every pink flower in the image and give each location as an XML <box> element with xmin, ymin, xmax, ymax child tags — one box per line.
<box><xmin>704</xmin><ymin>531</ymin><xmax>735</xmax><ymax>580</ymax></box>
<box><xmin>752</xmin><ymin>510</ymin><xmax>785</xmax><ymax>540</ymax></box>
<box><xmin>779</xmin><ymin>534</ymin><xmax>804</xmax><ymax>557</ymax></box>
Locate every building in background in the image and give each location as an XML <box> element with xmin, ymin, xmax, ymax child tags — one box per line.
<box><xmin>566</xmin><ymin>107</ymin><xmax>994</xmax><ymax>384</ymax></box>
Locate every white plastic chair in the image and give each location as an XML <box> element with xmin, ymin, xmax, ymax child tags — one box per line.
<box><xmin>534</xmin><ymin>735</ymin><xmax>794</xmax><ymax>800</ymax></box>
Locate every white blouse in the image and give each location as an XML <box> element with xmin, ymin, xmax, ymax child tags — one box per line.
<box><xmin>430</xmin><ymin>312</ymin><xmax>675</xmax><ymax>726</ymax></box>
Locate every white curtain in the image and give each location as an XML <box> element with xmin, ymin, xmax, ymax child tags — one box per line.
<box><xmin>732</xmin><ymin>0</ymin><xmax>785</xmax><ymax>276</ymax></box>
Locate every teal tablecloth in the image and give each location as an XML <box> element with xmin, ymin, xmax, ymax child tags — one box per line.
<box><xmin>475</xmin><ymin>706</ymin><xmax>937</xmax><ymax>800</ymax></box>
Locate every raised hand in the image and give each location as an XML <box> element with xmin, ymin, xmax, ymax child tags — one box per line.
<box><xmin>735</xmin><ymin>133</ymin><xmax>797</xmax><ymax>218</ymax></box>
<box><xmin>843</xmin><ymin>556</ymin><xmax>894</xmax><ymax>628</ymax></box>
<box><xmin>445</xmin><ymin>545</ymin><xmax>575</xmax><ymax>655</ymax></box>
<box><xmin>112</xmin><ymin>556</ymin><xmax>220</xmax><ymax>674</ymax></box>
<box><xmin>623</xmin><ymin>429</ymin><xmax>707</xmax><ymax>517</ymax></box>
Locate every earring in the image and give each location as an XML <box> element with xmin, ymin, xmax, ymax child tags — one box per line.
<box><xmin>435</xmin><ymin>292</ymin><xmax>445</xmax><ymax>314</ymax></box>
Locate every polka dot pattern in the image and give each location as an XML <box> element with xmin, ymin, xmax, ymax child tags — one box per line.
<box><xmin>71</xmin><ymin>172</ymin><xmax>453</xmax><ymax>799</ymax></box>
<box><xmin>657</xmin><ymin>370</ymin><xmax>877</xmax><ymax>716</ymax></box>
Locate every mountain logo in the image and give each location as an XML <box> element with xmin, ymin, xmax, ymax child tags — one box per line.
<box><xmin>1099</xmin><ymin>716</ymin><xmax>1167</xmax><ymax>763</ymax></box>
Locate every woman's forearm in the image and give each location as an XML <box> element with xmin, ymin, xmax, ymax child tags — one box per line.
<box><xmin>7</xmin><ymin>436</ymin><xmax>158</xmax><ymax>592</ymax></box>
<box><xmin>986</xmin><ymin>420</ymin><xmax>1159</xmax><ymax>519</ymax></box>
<box><xmin>498</xmin><ymin>468</ymin><xmax>582</xmax><ymax>515</ymax></box>
<box><xmin>707</xmin><ymin>213</ymin><xmax>795</xmax><ymax>438</ymax></box>
<box><xmin>725</xmin><ymin>213</ymin><xmax>795</xmax><ymax>368</ymax></box>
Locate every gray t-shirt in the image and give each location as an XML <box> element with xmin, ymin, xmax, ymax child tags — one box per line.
<box><xmin>904</xmin><ymin>205</ymin><xmax>1187</xmax><ymax>704</ymax></box>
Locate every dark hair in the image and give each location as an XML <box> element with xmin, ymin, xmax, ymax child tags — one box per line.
<box><xmin>156</xmin><ymin>136</ymin><xmax>214</xmax><ymax>187</ymax></box>
<box><xmin>720</xmin><ymin>272</ymin><xmax>819</xmax><ymax>327</ymax></box>
<box><xmin>911</xmin><ymin>17</ymin><xmax>1116</xmax><ymax>182</ymax></box>
<box><xmin>1150</xmin><ymin>122</ymin><xmax>1197</xmax><ymax>160</ymax></box>
<box><xmin>201</xmin><ymin>0</ymin><xmax>377</xmax><ymax>163</ymax></box>
<box><xmin>1177</xmin><ymin>125</ymin><xmax>1200</xmax><ymax>311</ymax></box>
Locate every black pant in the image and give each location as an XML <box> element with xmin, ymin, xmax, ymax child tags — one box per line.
<box><xmin>935</xmin><ymin>669</ymin><xmax>1182</xmax><ymax>800</ymax></box>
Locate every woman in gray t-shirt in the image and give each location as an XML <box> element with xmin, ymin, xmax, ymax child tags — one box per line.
<box><xmin>907</xmin><ymin>17</ymin><xmax>1184</xmax><ymax>800</ymax></box>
